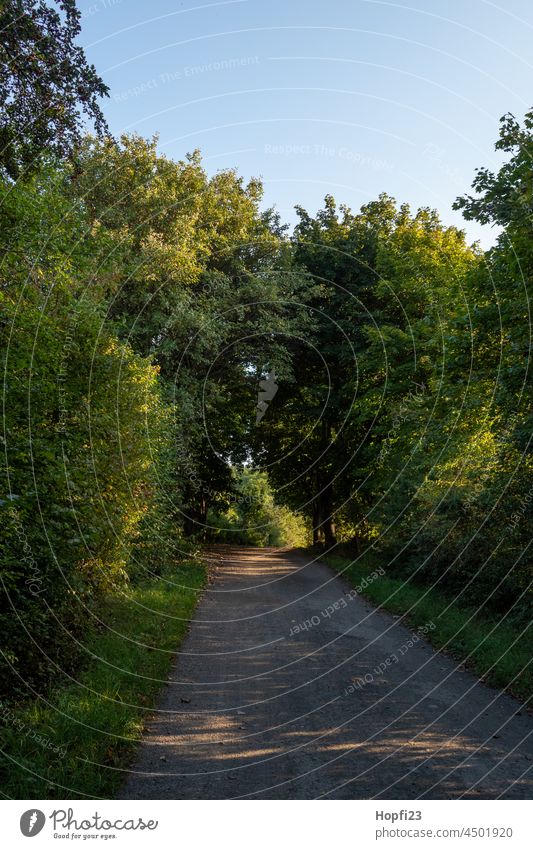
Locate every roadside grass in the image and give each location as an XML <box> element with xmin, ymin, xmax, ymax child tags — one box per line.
<box><xmin>0</xmin><ymin>560</ymin><xmax>205</xmax><ymax>799</ymax></box>
<box><xmin>306</xmin><ymin>546</ymin><xmax>532</xmax><ymax>703</ymax></box>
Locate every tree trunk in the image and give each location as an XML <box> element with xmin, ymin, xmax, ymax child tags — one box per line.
<box><xmin>323</xmin><ymin>514</ymin><xmax>336</xmax><ymax>547</ymax></box>
<box><xmin>183</xmin><ymin>506</ymin><xmax>201</xmax><ymax>537</ymax></box>
<box><xmin>320</xmin><ymin>483</ymin><xmax>336</xmax><ymax>547</ymax></box>
<box><xmin>312</xmin><ymin>497</ymin><xmax>325</xmax><ymax>546</ymax></box>
<box><xmin>312</xmin><ymin>486</ymin><xmax>336</xmax><ymax>546</ymax></box>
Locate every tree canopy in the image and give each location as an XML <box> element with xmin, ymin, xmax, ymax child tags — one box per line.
<box><xmin>0</xmin><ymin>10</ymin><xmax>531</xmax><ymax>701</ymax></box>
<box><xmin>0</xmin><ymin>0</ymin><xmax>109</xmax><ymax>178</ymax></box>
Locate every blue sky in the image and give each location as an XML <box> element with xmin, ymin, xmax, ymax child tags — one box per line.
<box><xmin>78</xmin><ymin>0</ymin><xmax>533</xmax><ymax>247</ymax></box>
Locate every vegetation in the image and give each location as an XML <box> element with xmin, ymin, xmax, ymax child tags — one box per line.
<box><xmin>0</xmin><ymin>0</ymin><xmax>109</xmax><ymax>179</ymax></box>
<box><xmin>259</xmin><ymin>186</ymin><xmax>532</xmax><ymax>629</ymax></box>
<box><xmin>0</xmin><ymin>0</ymin><xmax>531</xmax><ymax>799</ymax></box>
<box><xmin>0</xmin><ymin>560</ymin><xmax>205</xmax><ymax>799</ymax></box>
<box><xmin>208</xmin><ymin>467</ymin><xmax>308</xmax><ymax>547</ymax></box>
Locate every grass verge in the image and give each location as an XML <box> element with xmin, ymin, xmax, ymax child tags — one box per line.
<box><xmin>0</xmin><ymin>560</ymin><xmax>205</xmax><ymax>799</ymax></box>
<box><xmin>307</xmin><ymin>546</ymin><xmax>531</xmax><ymax>703</ymax></box>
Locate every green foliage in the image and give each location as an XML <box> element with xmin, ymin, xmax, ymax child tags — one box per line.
<box><xmin>208</xmin><ymin>468</ymin><xmax>308</xmax><ymax>547</ymax></box>
<box><xmin>1</xmin><ymin>40</ymin><xmax>531</xmax><ymax>734</ymax></box>
<box><xmin>0</xmin><ymin>138</ymin><xmax>313</xmax><ymax>703</ymax></box>
<box><xmin>350</xmin><ymin>112</ymin><xmax>533</xmax><ymax>622</ymax></box>
<box><xmin>258</xmin><ymin>148</ymin><xmax>531</xmax><ymax>625</ymax></box>
<box><xmin>0</xmin><ymin>1</ymin><xmax>109</xmax><ymax>179</ymax></box>
<box><xmin>0</xmin><ymin>560</ymin><xmax>205</xmax><ymax>799</ymax></box>
<box><xmin>69</xmin><ymin>134</ymin><xmax>314</xmax><ymax>534</ymax></box>
<box><xmin>0</xmin><ymin>169</ymin><xmax>172</xmax><ymax>698</ymax></box>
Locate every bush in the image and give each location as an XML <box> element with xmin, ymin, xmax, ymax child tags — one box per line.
<box><xmin>0</xmin><ymin>171</ymin><xmax>170</xmax><ymax>700</ymax></box>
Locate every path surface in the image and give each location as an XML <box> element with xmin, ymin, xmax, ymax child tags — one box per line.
<box><xmin>119</xmin><ymin>547</ymin><xmax>532</xmax><ymax>799</ymax></box>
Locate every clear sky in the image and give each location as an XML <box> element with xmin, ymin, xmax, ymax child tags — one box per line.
<box><xmin>78</xmin><ymin>0</ymin><xmax>533</xmax><ymax>247</ymax></box>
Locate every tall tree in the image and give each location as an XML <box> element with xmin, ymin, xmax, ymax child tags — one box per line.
<box><xmin>70</xmin><ymin>135</ymin><xmax>314</xmax><ymax>536</ymax></box>
<box><xmin>255</xmin><ymin>194</ymin><xmax>397</xmax><ymax>545</ymax></box>
<box><xmin>0</xmin><ymin>0</ymin><xmax>109</xmax><ymax>179</ymax></box>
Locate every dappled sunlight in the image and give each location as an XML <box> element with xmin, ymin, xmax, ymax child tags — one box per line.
<box><xmin>120</xmin><ymin>548</ymin><xmax>532</xmax><ymax>799</ymax></box>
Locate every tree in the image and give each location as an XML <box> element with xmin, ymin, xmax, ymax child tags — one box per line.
<box><xmin>70</xmin><ymin>135</ymin><xmax>314</xmax><ymax>537</ymax></box>
<box><xmin>0</xmin><ymin>166</ymin><xmax>167</xmax><ymax>697</ymax></box>
<box><xmin>255</xmin><ymin>194</ymin><xmax>398</xmax><ymax>546</ymax></box>
<box><xmin>0</xmin><ymin>0</ymin><xmax>109</xmax><ymax>179</ymax></box>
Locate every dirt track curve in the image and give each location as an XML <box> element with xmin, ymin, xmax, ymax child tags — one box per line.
<box><xmin>118</xmin><ymin>546</ymin><xmax>532</xmax><ymax>799</ymax></box>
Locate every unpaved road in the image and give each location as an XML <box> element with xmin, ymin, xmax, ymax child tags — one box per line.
<box><xmin>119</xmin><ymin>547</ymin><xmax>532</xmax><ymax>799</ymax></box>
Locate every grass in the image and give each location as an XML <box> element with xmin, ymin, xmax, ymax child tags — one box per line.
<box><xmin>0</xmin><ymin>560</ymin><xmax>206</xmax><ymax>799</ymax></box>
<box><xmin>306</xmin><ymin>546</ymin><xmax>532</xmax><ymax>703</ymax></box>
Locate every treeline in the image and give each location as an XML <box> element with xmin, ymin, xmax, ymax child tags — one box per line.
<box><xmin>1</xmin><ymin>1</ymin><xmax>531</xmax><ymax>702</ymax></box>
<box><xmin>0</xmin><ymin>2</ymin><xmax>312</xmax><ymax>697</ymax></box>
<box><xmin>0</xmin><ymin>133</ymin><xmax>312</xmax><ymax>698</ymax></box>
<box><xmin>261</xmin><ymin>160</ymin><xmax>532</xmax><ymax>623</ymax></box>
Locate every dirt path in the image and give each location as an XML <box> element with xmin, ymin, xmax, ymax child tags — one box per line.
<box><xmin>118</xmin><ymin>547</ymin><xmax>531</xmax><ymax>799</ymax></box>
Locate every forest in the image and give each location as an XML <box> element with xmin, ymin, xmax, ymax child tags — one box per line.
<box><xmin>1</xmin><ymin>0</ymin><xmax>531</xmax><ymax>720</ymax></box>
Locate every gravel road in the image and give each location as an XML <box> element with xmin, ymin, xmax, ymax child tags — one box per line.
<box><xmin>118</xmin><ymin>546</ymin><xmax>532</xmax><ymax>799</ymax></box>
